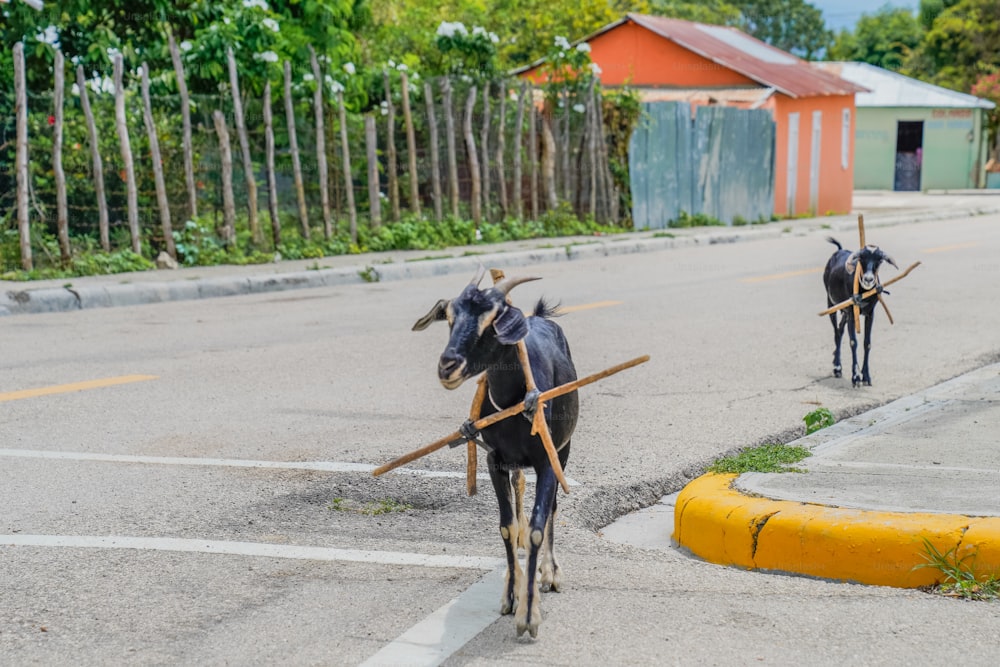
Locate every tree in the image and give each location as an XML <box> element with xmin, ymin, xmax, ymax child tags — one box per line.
<box><xmin>971</xmin><ymin>71</ymin><xmax>1000</xmax><ymax>161</ymax></box>
<box><xmin>733</xmin><ymin>0</ymin><xmax>832</xmax><ymax>60</ymax></box>
<box><xmin>906</xmin><ymin>0</ymin><xmax>1000</xmax><ymax>92</ymax></box>
<box><xmin>828</xmin><ymin>5</ymin><xmax>923</xmax><ymax>71</ymax></box>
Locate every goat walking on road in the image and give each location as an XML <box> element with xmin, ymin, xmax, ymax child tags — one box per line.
<box><xmin>823</xmin><ymin>237</ymin><xmax>897</xmax><ymax>386</ymax></box>
<box><xmin>413</xmin><ymin>266</ymin><xmax>578</xmax><ymax>638</ymax></box>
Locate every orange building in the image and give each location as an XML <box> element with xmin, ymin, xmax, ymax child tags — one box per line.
<box><xmin>518</xmin><ymin>14</ymin><xmax>867</xmax><ymax>217</ymax></box>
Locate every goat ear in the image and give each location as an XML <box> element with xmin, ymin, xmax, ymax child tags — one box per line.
<box><xmin>412</xmin><ymin>299</ymin><xmax>449</xmax><ymax>331</ymax></box>
<box><xmin>493</xmin><ymin>305</ymin><xmax>529</xmax><ymax>345</ymax></box>
<box><xmin>845</xmin><ymin>250</ymin><xmax>860</xmax><ymax>274</ymax></box>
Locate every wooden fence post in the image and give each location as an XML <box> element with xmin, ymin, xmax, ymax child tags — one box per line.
<box><xmin>383</xmin><ymin>71</ymin><xmax>401</xmax><ymax>222</ymax></box>
<box><xmin>528</xmin><ymin>90</ymin><xmax>539</xmax><ymax>220</ymax></box>
<box><xmin>495</xmin><ymin>84</ymin><xmax>508</xmax><ymax>219</ymax></box>
<box><xmin>586</xmin><ymin>78</ymin><xmax>598</xmax><ymax>220</ymax></box>
<box><xmin>141</xmin><ymin>62</ymin><xmax>176</xmax><ymax>259</ymax></box>
<box><xmin>227</xmin><ymin>47</ymin><xmax>261</xmax><ymax>245</ymax></box>
<box><xmin>424</xmin><ymin>81</ymin><xmax>443</xmax><ymax>222</ymax></box>
<box><xmin>542</xmin><ymin>113</ymin><xmax>558</xmax><ymax>212</ymax></box>
<box><xmin>400</xmin><ymin>72</ymin><xmax>420</xmax><ymax>216</ymax></box>
<box><xmin>13</xmin><ymin>42</ymin><xmax>32</xmax><ymax>271</ymax></box>
<box><xmin>212</xmin><ymin>110</ymin><xmax>236</xmax><ymax>246</ymax></box>
<box><xmin>167</xmin><ymin>26</ymin><xmax>197</xmax><ymax>220</ymax></box>
<box><xmin>113</xmin><ymin>54</ymin><xmax>141</xmax><ymax>255</ymax></box>
<box><xmin>52</xmin><ymin>50</ymin><xmax>71</xmax><ymax>264</ymax></box>
<box><xmin>479</xmin><ymin>81</ymin><xmax>491</xmax><ymax>219</ymax></box>
<box><xmin>464</xmin><ymin>86</ymin><xmax>481</xmax><ymax>230</ymax></box>
<box><xmin>76</xmin><ymin>66</ymin><xmax>110</xmax><ymax>251</ymax></box>
<box><xmin>365</xmin><ymin>114</ymin><xmax>381</xmax><ymax>228</ymax></box>
<box><xmin>512</xmin><ymin>82</ymin><xmax>526</xmax><ymax>221</ymax></box>
<box><xmin>442</xmin><ymin>78</ymin><xmax>460</xmax><ymax>218</ymax></box>
<box><xmin>560</xmin><ymin>88</ymin><xmax>571</xmax><ymax>204</ymax></box>
<box><xmin>283</xmin><ymin>61</ymin><xmax>310</xmax><ymax>239</ymax></box>
<box><xmin>308</xmin><ymin>46</ymin><xmax>333</xmax><ymax>239</ymax></box>
<box><xmin>336</xmin><ymin>90</ymin><xmax>357</xmax><ymax>244</ymax></box>
<box><xmin>263</xmin><ymin>80</ymin><xmax>281</xmax><ymax>248</ymax></box>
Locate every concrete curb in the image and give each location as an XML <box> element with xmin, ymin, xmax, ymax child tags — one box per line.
<box><xmin>673</xmin><ymin>473</ymin><xmax>1000</xmax><ymax>588</ymax></box>
<box><xmin>3</xmin><ymin>203</ymin><xmax>1000</xmax><ymax>316</ymax></box>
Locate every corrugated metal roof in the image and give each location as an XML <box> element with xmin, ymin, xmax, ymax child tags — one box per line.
<box><xmin>625</xmin><ymin>14</ymin><xmax>866</xmax><ymax>99</ymax></box>
<box><xmin>816</xmin><ymin>62</ymin><xmax>995</xmax><ymax>109</ymax></box>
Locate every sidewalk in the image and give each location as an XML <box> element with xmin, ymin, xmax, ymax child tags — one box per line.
<box><xmin>672</xmin><ymin>362</ymin><xmax>1000</xmax><ymax>588</ymax></box>
<box><xmin>4</xmin><ymin>192</ymin><xmax>1000</xmax><ymax>316</ymax></box>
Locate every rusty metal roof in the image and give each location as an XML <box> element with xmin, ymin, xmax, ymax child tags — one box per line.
<box><xmin>614</xmin><ymin>14</ymin><xmax>867</xmax><ymax>99</ymax></box>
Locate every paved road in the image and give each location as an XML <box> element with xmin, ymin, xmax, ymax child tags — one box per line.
<box><xmin>2</xmin><ymin>213</ymin><xmax>1000</xmax><ymax>664</ymax></box>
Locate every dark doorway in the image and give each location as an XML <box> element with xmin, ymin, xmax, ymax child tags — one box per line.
<box><xmin>894</xmin><ymin>121</ymin><xmax>924</xmax><ymax>191</ymax></box>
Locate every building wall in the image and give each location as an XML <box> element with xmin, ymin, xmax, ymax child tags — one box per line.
<box><xmin>771</xmin><ymin>94</ymin><xmax>856</xmax><ymax>217</ymax></box>
<box><xmin>853</xmin><ymin>107</ymin><xmax>988</xmax><ymax>190</ymax></box>
<box><xmin>586</xmin><ymin>21</ymin><xmax>758</xmax><ymax>88</ymax></box>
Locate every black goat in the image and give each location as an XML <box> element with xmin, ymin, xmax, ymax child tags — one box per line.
<box><xmin>413</xmin><ymin>266</ymin><xmax>578</xmax><ymax>638</ymax></box>
<box><xmin>823</xmin><ymin>237</ymin><xmax>897</xmax><ymax>386</ymax></box>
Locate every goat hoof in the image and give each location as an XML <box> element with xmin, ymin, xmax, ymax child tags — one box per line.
<box><xmin>833</xmin><ymin>369</ymin><xmax>842</xmax><ymax>378</ymax></box>
<box><xmin>515</xmin><ymin>614</ymin><xmax>540</xmax><ymax>639</ymax></box>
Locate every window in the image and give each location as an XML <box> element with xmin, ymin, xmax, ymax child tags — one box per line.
<box><xmin>841</xmin><ymin>108</ymin><xmax>851</xmax><ymax>170</ymax></box>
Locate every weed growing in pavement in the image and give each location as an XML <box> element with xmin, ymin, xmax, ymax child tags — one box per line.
<box><xmin>916</xmin><ymin>538</ymin><xmax>1000</xmax><ymax>601</ymax></box>
<box><xmin>708</xmin><ymin>443</ymin><xmax>812</xmax><ymax>474</ymax></box>
<box><xmin>803</xmin><ymin>407</ymin><xmax>835</xmax><ymax>434</ymax></box>
<box><xmin>358</xmin><ymin>265</ymin><xmax>381</xmax><ymax>282</ymax></box>
<box><xmin>328</xmin><ymin>498</ymin><xmax>414</xmax><ymax>516</ymax></box>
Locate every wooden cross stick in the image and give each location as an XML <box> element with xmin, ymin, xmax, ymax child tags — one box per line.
<box><xmin>515</xmin><ymin>339</ymin><xmax>571</xmax><ymax>494</ymax></box>
<box><xmin>818</xmin><ymin>261</ymin><xmax>922</xmax><ymax>317</ymax></box>
<box><xmin>372</xmin><ymin>355</ymin><xmax>651</xmax><ymax>480</ymax></box>
<box><xmin>466</xmin><ymin>375</ymin><xmax>487</xmax><ymax>496</ymax></box>
<box><xmin>852</xmin><ymin>264</ymin><xmax>862</xmax><ymax>334</ymax></box>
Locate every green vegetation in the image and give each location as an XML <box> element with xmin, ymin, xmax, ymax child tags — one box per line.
<box><xmin>328</xmin><ymin>497</ymin><xmax>414</xmax><ymax>516</ymax></box>
<box><xmin>917</xmin><ymin>538</ymin><xmax>1000</xmax><ymax>600</ymax></box>
<box><xmin>803</xmin><ymin>407</ymin><xmax>835</xmax><ymax>434</ymax></box>
<box><xmin>708</xmin><ymin>443</ymin><xmax>812</xmax><ymax>474</ymax></box>
<box><xmin>668</xmin><ymin>211</ymin><xmax>726</xmax><ymax>228</ymax></box>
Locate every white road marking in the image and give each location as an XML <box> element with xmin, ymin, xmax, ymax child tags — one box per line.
<box><xmin>360</xmin><ymin>567</ymin><xmax>505</xmax><ymax>667</ymax></box>
<box><xmin>0</xmin><ymin>534</ymin><xmax>503</xmax><ymax>571</ymax></box>
<box><xmin>0</xmin><ymin>448</ymin><xmax>581</xmax><ymax>485</ymax></box>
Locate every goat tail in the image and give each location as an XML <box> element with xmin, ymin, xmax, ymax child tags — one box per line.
<box><xmin>826</xmin><ymin>237</ymin><xmax>843</xmax><ymax>250</ymax></box>
<box><xmin>534</xmin><ymin>298</ymin><xmax>561</xmax><ymax>319</ymax></box>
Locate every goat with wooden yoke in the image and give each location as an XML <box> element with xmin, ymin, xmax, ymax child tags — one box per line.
<box><xmin>413</xmin><ymin>266</ymin><xmax>578</xmax><ymax>638</ymax></box>
<box><xmin>823</xmin><ymin>237</ymin><xmax>897</xmax><ymax>386</ymax></box>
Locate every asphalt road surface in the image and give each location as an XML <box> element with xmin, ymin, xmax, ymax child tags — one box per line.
<box><xmin>3</xmin><ymin>214</ymin><xmax>1000</xmax><ymax>665</ymax></box>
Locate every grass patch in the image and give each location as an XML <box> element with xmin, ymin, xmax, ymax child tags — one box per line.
<box><xmin>708</xmin><ymin>443</ymin><xmax>812</xmax><ymax>474</ymax></box>
<box><xmin>405</xmin><ymin>254</ymin><xmax>453</xmax><ymax>263</ymax></box>
<box><xmin>328</xmin><ymin>498</ymin><xmax>414</xmax><ymax>516</ymax></box>
<box><xmin>916</xmin><ymin>538</ymin><xmax>1000</xmax><ymax>601</ymax></box>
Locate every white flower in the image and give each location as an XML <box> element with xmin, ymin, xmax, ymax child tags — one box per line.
<box><xmin>489</xmin><ymin>32</ymin><xmax>499</xmax><ymax>44</ymax></box>
<box><xmin>71</xmin><ymin>83</ymin><xmax>80</xmax><ymax>97</ymax></box>
<box><xmin>302</xmin><ymin>72</ymin><xmax>314</xmax><ymax>81</ymax></box>
<box><xmin>576</xmin><ymin>42</ymin><xmax>591</xmax><ymax>53</ymax></box>
<box><xmin>589</xmin><ymin>62</ymin><xmax>602</xmax><ymax>75</ymax></box>
<box><xmin>180</xmin><ymin>40</ymin><xmax>193</xmax><ymax>52</ymax></box>
<box><xmin>223</xmin><ymin>17</ymin><xmax>231</xmax><ymax>25</ymax></box>
<box><xmin>343</xmin><ymin>62</ymin><xmax>356</xmax><ymax>75</ymax></box>
<box><xmin>572</xmin><ymin>103</ymin><xmax>586</xmax><ymax>114</ymax></box>
<box><xmin>396</xmin><ymin>63</ymin><xmax>408</xmax><ymax>72</ymax></box>
<box><xmin>328</xmin><ymin>79</ymin><xmax>345</xmax><ymax>94</ymax></box>
<box><xmin>35</xmin><ymin>25</ymin><xmax>59</xmax><ymax>46</ymax></box>
<box><xmin>436</xmin><ymin>21</ymin><xmax>467</xmax><ymax>38</ymax></box>
<box><xmin>472</xmin><ymin>26</ymin><xmax>486</xmax><ymax>37</ymax></box>
<box><xmin>253</xmin><ymin>51</ymin><xmax>279</xmax><ymax>63</ymax></box>
<box><xmin>210</xmin><ymin>24</ymin><xmax>218</xmax><ymax>32</ymax></box>
<box><xmin>242</xmin><ymin>0</ymin><xmax>269</xmax><ymax>9</ymax></box>
<box><xmin>262</xmin><ymin>18</ymin><xmax>280</xmax><ymax>32</ymax></box>
<box><xmin>558</xmin><ymin>51</ymin><xmax>565</xmax><ymax>58</ymax></box>
<box><xmin>554</xmin><ymin>35</ymin><xmax>570</xmax><ymax>50</ymax></box>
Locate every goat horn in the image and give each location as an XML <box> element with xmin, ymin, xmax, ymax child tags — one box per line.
<box><xmin>493</xmin><ymin>275</ymin><xmax>541</xmax><ymax>296</ymax></box>
<box><xmin>882</xmin><ymin>253</ymin><xmax>898</xmax><ymax>269</ymax></box>
<box><xmin>470</xmin><ymin>263</ymin><xmax>486</xmax><ymax>287</ymax></box>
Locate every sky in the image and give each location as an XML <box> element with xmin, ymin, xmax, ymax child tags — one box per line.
<box><xmin>815</xmin><ymin>0</ymin><xmax>920</xmax><ymax>32</ymax></box>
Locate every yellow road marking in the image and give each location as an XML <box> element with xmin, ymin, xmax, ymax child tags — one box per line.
<box><xmin>556</xmin><ymin>300</ymin><xmax>622</xmax><ymax>314</ymax></box>
<box><xmin>0</xmin><ymin>375</ymin><xmax>159</xmax><ymax>403</ymax></box>
<box><xmin>741</xmin><ymin>267</ymin><xmax>824</xmax><ymax>284</ymax></box>
<box><xmin>922</xmin><ymin>242</ymin><xmax>976</xmax><ymax>254</ymax></box>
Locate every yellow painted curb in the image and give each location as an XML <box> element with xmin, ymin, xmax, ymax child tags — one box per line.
<box><xmin>674</xmin><ymin>473</ymin><xmax>1000</xmax><ymax>588</ymax></box>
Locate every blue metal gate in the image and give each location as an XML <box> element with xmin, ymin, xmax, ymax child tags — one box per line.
<box><xmin>629</xmin><ymin>102</ymin><xmax>775</xmax><ymax>228</ymax></box>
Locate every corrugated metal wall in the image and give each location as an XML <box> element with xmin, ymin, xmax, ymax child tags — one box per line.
<box><xmin>629</xmin><ymin>102</ymin><xmax>775</xmax><ymax>228</ymax></box>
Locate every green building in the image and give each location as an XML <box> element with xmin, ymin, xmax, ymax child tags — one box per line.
<box><xmin>818</xmin><ymin>62</ymin><xmax>995</xmax><ymax>191</ymax></box>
